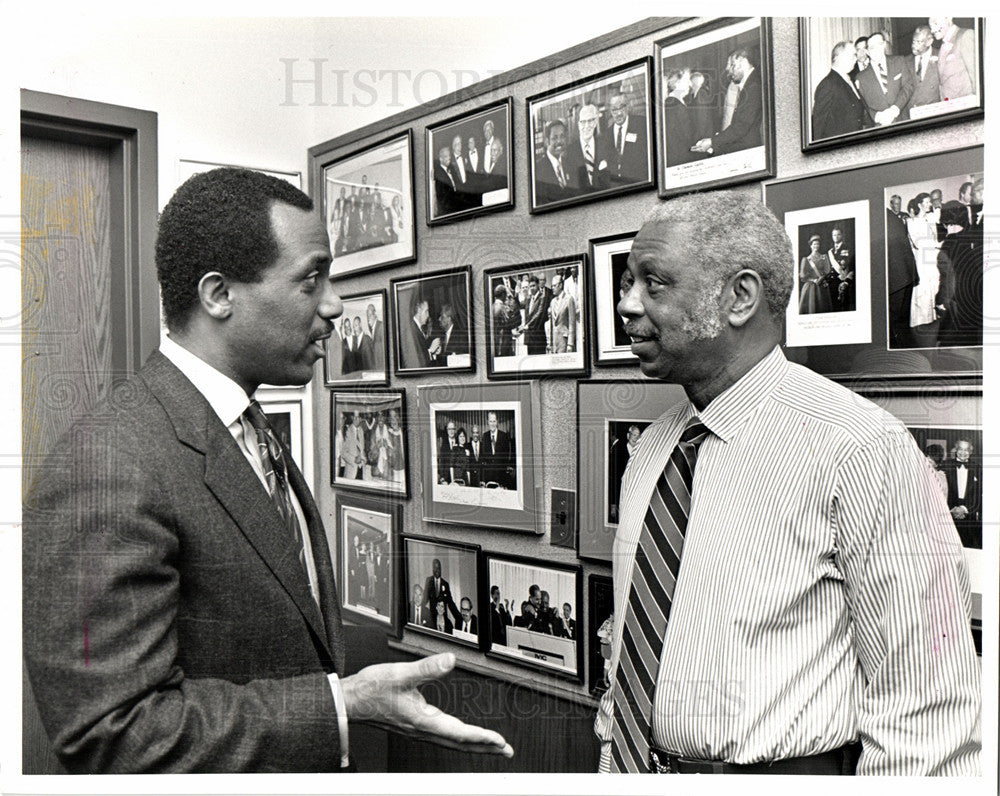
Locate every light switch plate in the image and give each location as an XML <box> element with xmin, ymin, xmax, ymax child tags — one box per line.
<box><xmin>550</xmin><ymin>488</ymin><xmax>576</xmax><ymax>549</ymax></box>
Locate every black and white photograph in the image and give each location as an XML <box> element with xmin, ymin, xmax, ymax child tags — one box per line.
<box><xmin>884</xmin><ymin>172</ymin><xmax>983</xmax><ymax>351</ymax></box>
<box><xmin>322</xmin><ymin>130</ymin><xmax>416</xmax><ymax>277</ymax></box>
<box><xmin>336</xmin><ymin>494</ymin><xmax>401</xmax><ymax>635</ymax></box>
<box><xmin>324</xmin><ymin>290</ymin><xmax>389</xmax><ymax>386</ymax></box>
<box><xmin>390</xmin><ymin>266</ymin><xmax>474</xmax><ymax>375</ymax></box>
<box><xmin>483</xmin><ymin>255</ymin><xmax>588</xmax><ymax>379</ymax></box>
<box><xmin>526</xmin><ymin>59</ymin><xmax>654</xmax><ymax>214</ymax></box>
<box><xmin>588</xmin><ymin>574</ymin><xmax>614</xmax><ymax>696</ymax></box>
<box><xmin>426</xmin><ymin>98</ymin><xmax>513</xmax><ymax>225</ymax></box>
<box><xmin>403</xmin><ymin>536</ymin><xmax>482</xmax><ymax>649</ymax></box>
<box><xmin>801</xmin><ymin>17</ymin><xmax>984</xmax><ymax>150</ymax></box>
<box><xmin>484</xmin><ymin>553</ymin><xmax>582</xmax><ymax>680</ymax></box>
<box><xmin>590</xmin><ymin>231</ymin><xmax>637</xmax><ymax>365</ymax></box>
<box><xmin>255</xmin><ymin>398</ymin><xmax>304</xmax><ymax>472</ymax></box>
<box><xmin>783</xmin><ymin>200</ymin><xmax>871</xmax><ymax>349</ymax></box>
<box><xmin>577</xmin><ymin>380</ymin><xmax>686</xmax><ymax>562</ymax></box>
<box><xmin>330</xmin><ymin>389</ymin><xmax>409</xmax><ymax>499</ymax></box>
<box><xmin>654</xmin><ymin>17</ymin><xmax>775</xmax><ymax>197</ymax></box>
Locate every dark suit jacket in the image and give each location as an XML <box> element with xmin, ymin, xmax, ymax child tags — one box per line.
<box><xmin>901</xmin><ymin>53</ymin><xmax>942</xmax><ymax>119</ymax></box>
<box><xmin>457</xmin><ymin>615</ymin><xmax>478</xmax><ymax>635</ymax></box>
<box><xmin>886</xmin><ymin>208</ymin><xmax>919</xmax><ymax>294</ymax></box>
<box><xmin>483</xmin><ymin>428</ymin><xmax>514</xmax><ymax>487</ymax></box>
<box><xmin>466</xmin><ymin>440</ymin><xmax>486</xmax><ymax>486</ymax></box>
<box><xmin>433</xmin><ymin>163</ymin><xmax>457</xmax><ymax>216</ymax></box>
<box><xmin>605</xmin><ymin>116</ymin><xmax>649</xmax><ymax>183</ymax></box>
<box><xmin>943</xmin><ymin>460</ymin><xmax>981</xmax><ymax>519</ymax></box>
<box><xmin>422</xmin><ymin>576</ymin><xmax>462</xmax><ymax>625</ymax></box>
<box><xmin>22</xmin><ymin>352</ymin><xmax>346</xmax><ymax>772</ymax></box>
<box><xmin>534</xmin><ymin>152</ymin><xmax>576</xmax><ymax>206</ymax></box>
<box><xmin>663</xmin><ymin>96</ymin><xmax>697</xmax><ymax>166</ymax></box>
<box><xmin>855</xmin><ymin>56</ymin><xmax>915</xmax><ymax>118</ymax></box>
<box><xmin>712</xmin><ymin>68</ymin><xmax>763</xmax><ymax>155</ymax></box>
<box><xmin>811</xmin><ymin>70</ymin><xmax>874</xmax><ymax>139</ymax></box>
<box><xmin>563</xmin><ymin>135</ymin><xmax>610</xmax><ymax>193</ymax></box>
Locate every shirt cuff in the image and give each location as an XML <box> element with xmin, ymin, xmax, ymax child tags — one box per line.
<box><xmin>327</xmin><ymin>672</ymin><xmax>350</xmax><ymax>768</ymax></box>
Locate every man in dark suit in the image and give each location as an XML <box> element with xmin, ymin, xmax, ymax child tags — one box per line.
<box><xmin>534</xmin><ymin>119</ymin><xmax>576</xmax><ymax>206</ymax></box>
<box><xmin>482</xmin><ymin>411</ymin><xmax>514</xmax><ymax>489</ymax></box>
<box><xmin>22</xmin><ymin>167</ymin><xmax>511</xmax><ymax>772</ymax></box>
<box><xmin>811</xmin><ymin>40</ymin><xmax>875</xmax><ymax>140</ymax></box>
<box><xmin>561</xmin><ymin>603</ymin><xmax>576</xmax><ymax>640</ymax></box>
<box><xmin>433</xmin><ymin>145</ymin><xmax>458</xmax><ymax>217</ymax></box>
<box><xmin>605</xmin><ymin>90</ymin><xmax>648</xmax><ymax>185</ymax></box>
<box><xmin>488</xmin><ymin>585</ymin><xmax>512</xmax><ymax>645</ymax></box>
<box><xmin>363</xmin><ymin>303</ymin><xmax>384</xmax><ymax>371</ymax></box>
<box><xmin>467</xmin><ymin>424</ymin><xmax>486</xmax><ymax>487</ymax></box>
<box><xmin>422</xmin><ymin>558</ymin><xmax>463</xmax><ymax>627</ymax></box>
<box><xmin>400</xmin><ymin>297</ymin><xmax>441</xmax><ymax>369</ymax></box>
<box><xmin>409</xmin><ymin>584</ymin><xmax>427</xmax><ymax>627</ymax></box>
<box><xmin>563</xmin><ymin>103</ymin><xmax>610</xmax><ymax>194</ymax></box>
<box><xmin>938</xmin><ymin>180</ymin><xmax>983</xmax><ymax>347</ymax></box>
<box><xmin>943</xmin><ymin>439</ymin><xmax>981</xmax><ymax>547</ymax></box>
<box><xmin>692</xmin><ymin>47</ymin><xmax>762</xmax><ymax>156</ymax></box>
<box><xmin>854</xmin><ymin>31</ymin><xmax>915</xmax><ymax>128</ymax></box>
<box><xmin>457</xmin><ymin>598</ymin><xmax>479</xmax><ymax>635</ymax></box>
<box><xmin>436</xmin><ymin>302</ymin><xmax>468</xmax><ymax>360</ymax></box>
<box><xmin>886</xmin><ymin>205</ymin><xmax>919</xmax><ymax>349</ymax></box>
<box><xmin>518</xmin><ymin>275</ymin><xmax>548</xmax><ymax>355</ymax></box>
<box><xmin>902</xmin><ymin>25</ymin><xmax>942</xmax><ymax>119</ymax></box>
<box><xmin>826</xmin><ymin>226</ymin><xmax>855</xmax><ymax>312</ymax></box>
<box><xmin>663</xmin><ymin>68</ymin><xmax>697</xmax><ymax>166</ymax></box>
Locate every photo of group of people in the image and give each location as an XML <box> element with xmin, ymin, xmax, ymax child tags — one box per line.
<box><xmin>324</xmin><ymin>292</ymin><xmax>387</xmax><ymax>385</ymax></box>
<box><xmin>339</xmin><ymin>501</ymin><xmax>394</xmax><ymax>624</ymax></box>
<box><xmin>404</xmin><ymin>538</ymin><xmax>480</xmax><ymax>646</ymax></box>
<box><xmin>486</xmin><ymin>556</ymin><xmax>579</xmax><ymax>677</ymax></box>
<box><xmin>427</xmin><ymin>100</ymin><xmax>512</xmax><ymax>223</ymax></box>
<box><xmin>796</xmin><ymin>219</ymin><xmax>857</xmax><ymax>315</ymax></box>
<box><xmin>331</xmin><ymin>391</ymin><xmax>408</xmax><ymax>497</ymax></box>
<box><xmin>528</xmin><ymin>60</ymin><xmax>653</xmax><ymax>212</ymax></box>
<box><xmin>390</xmin><ymin>268</ymin><xmax>472</xmax><ymax>374</ymax></box>
<box><xmin>885</xmin><ymin>173</ymin><xmax>983</xmax><ymax>350</ymax></box>
<box><xmin>804</xmin><ymin>17</ymin><xmax>982</xmax><ymax>146</ymax></box>
<box><xmin>485</xmin><ymin>258</ymin><xmax>586</xmax><ymax>376</ymax></box>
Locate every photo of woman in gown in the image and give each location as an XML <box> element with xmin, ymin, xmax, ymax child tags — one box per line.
<box><xmin>798</xmin><ymin>234</ymin><xmax>833</xmax><ymax>314</ymax></box>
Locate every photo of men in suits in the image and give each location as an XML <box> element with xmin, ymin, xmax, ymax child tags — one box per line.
<box><xmin>606</xmin><ymin>421</ymin><xmax>648</xmax><ymax>524</ymax></box>
<box><xmin>605</xmin><ymin>89</ymin><xmax>650</xmax><ymax>185</ymax></box>
<box><xmin>811</xmin><ymin>40</ymin><xmax>874</xmax><ymax>140</ymax></box>
<box><xmin>393</xmin><ymin>272</ymin><xmax>473</xmax><ymax>372</ymax></box>
<box><xmin>22</xmin><ymin>167</ymin><xmax>510</xmax><ymax>772</ymax></box>
<box><xmin>854</xmin><ymin>30</ymin><xmax>915</xmax><ymax>128</ymax></box>
<box><xmin>943</xmin><ymin>439</ymin><xmax>981</xmax><ymax>548</ymax></box>
<box><xmin>691</xmin><ymin>46</ymin><xmax>763</xmax><ymax>156</ymax></box>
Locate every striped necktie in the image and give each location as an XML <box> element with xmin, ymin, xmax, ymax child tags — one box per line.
<box><xmin>583</xmin><ymin>141</ymin><xmax>595</xmax><ymax>184</ymax></box>
<box><xmin>244</xmin><ymin>399</ymin><xmax>310</xmax><ymax>585</ymax></box>
<box><xmin>609</xmin><ymin>417</ymin><xmax>710</xmax><ymax>773</ymax></box>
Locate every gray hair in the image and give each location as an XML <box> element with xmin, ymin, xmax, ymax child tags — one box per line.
<box><xmin>641</xmin><ymin>191</ymin><xmax>793</xmax><ymax>319</ymax></box>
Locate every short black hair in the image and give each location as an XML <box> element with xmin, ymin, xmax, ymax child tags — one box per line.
<box><xmin>155</xmin><ymin>167</ymin><xmax>314</xmax><ymax>331</ymax></box>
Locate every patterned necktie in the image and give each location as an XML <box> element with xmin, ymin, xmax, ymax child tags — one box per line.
<box><xmin>244</xmin><ymin>400</ymin><xmax>310</xmax><ymax>585</ymax></box>
<box><xmin>876</xmin><ymin>61</ymin><xmax>887</xmax><ymax>92</ymax></box>
<box><xmin>609</xmin><ymin>417</ymin><xmax>711</xmax><ymax>773</ymax></box>
<box><xmin>584</xmin><ymin>141</ymin><xmax>595</xmax><ymax>184</ymax></box>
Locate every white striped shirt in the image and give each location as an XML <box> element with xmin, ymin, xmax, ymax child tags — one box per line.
<box><xmin>596</xmin><ymin>347</ymin><xmax>981</xmax><ymax>775</ymax></box>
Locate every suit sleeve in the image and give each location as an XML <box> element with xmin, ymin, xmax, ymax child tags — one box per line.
<box><xmin>711</xmin><ymin>79</ymin><xmax>762</xmax><ymax>154</ymax></box>
<box><xmin>23</xmin><ymin>423</ymin><xmax>342</xmax><ymax>773</ymax></box>
<box><xmin>810</xmin><ymin>79</ymin><xmax>835</xmax><ymax>139</ymax></box>
<box><xmin>832</xmin><ymin>426</ymin><xmax>981</xmax><ymax>775</ymax></box>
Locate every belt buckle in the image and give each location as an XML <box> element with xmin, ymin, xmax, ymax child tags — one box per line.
<box><xmin>649</xmin><ymin>749</ymin><xmax>675</xmax><ymax>774</ymax></box>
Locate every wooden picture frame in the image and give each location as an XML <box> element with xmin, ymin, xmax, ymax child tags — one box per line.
<box><xmin>335</xmin><ymin>493</ymin><xmax>402</xmax><ymax>637</ymax></box>
<box><xmin>483</xmin><ymin>254</ymin><xmax>589</xmax><ymax>380</ymax></box>
<box><xmin>324</xmin><ymin>289</ymin><xmax>389</xmax><ymax>387</ymax></box>
<box><xmin>654</xmin><ymin>17</ymin><xmax>776</xmax><ymax>198</ymax></box>
<box><xmin>330</xmin><ymin>389</ymin><xmax>409</xmax><ymax>499</ymax></box>
<box><xmin>526</xmin><ymin>58</ymin><xmax>654</xmax><ymax>214</ymax></box>
<box><xmin>589</xmin><ymin>231</ymin><xmax>638</xmax><ymax>366</ymax></box>
<box><xmin>417</xmin><ymin>381</ymin><xmax>542</xmax><ymax>534</ymax></box>
<box><xmin>799</xmin><ymin>17</ymin><xmax>984</xmax><ymax>152</ymax></box>
<box><xmin>426</xmin><ymin>98</ymin><xmax>514</xmax><ymax>225</ymax></box>
<box><xmin>318</xmin><ymin>130</ymin><xmax>416</xmax><ymax>279</ymax></box>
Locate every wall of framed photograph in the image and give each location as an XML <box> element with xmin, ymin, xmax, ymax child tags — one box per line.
<box><xmin>304</xmin><ymin>16</ymin><xmax>985</xmax><ymax>751</ymax></box>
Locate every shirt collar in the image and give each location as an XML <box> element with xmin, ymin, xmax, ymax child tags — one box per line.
<box><xmin>160</xmin><ymin>333</ymin><xmax>250</xmax><ymax>428</ymax></box>
<box><xmin>691</xmin><ymin>346</ymin><xmax>788</xmax><ymax>444</ymax></box>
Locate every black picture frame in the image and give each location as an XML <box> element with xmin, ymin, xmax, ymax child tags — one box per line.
<box><xmin>654</xmin><ymin>17</ymin><xmax>776</xmax><ymax>198</ymax></box>
<box><xmin>576</xmin><ymin>379</ymin><xmax>687</xmax><ymax>562</ymax></box>
<box><xmin>589</xmin><ymin>231</ymin><xmax>637</xmax><ymax>366</ymax></box>
<box><xmin>324</xmin><ymin>289</ymin><xmax>389</xmax><ymax>387</ymax></box>
<box><xmin>588</xmin><ymin>574</ymin><xmax>614</xmax><ymax>696</ymax></box>
<box><xmin>390</xmin><ymin>265</ymin><xmax>475</xmax><ymax>376</ymax></box>
<box><xmin>402</xmin><ymin>535</ymin><xmax>483</xmax><ymax>650</ymax></box>
<box><xmin>763</xmin><ymin>144</ymin><xmax>983</xmax><ymax>382</ymax></box>
<box><xmin>482</xmin><ymin>254</ymin><xmax>590</xmax><ymax>380</ymax></box>
<box><xmin>426</xmin><ymin>97</ymin><xmax>514</xmax><ymax>225</ymax></box>
<box><xmin>526</xmin><ymin>57</ymin><xmax>654</xmax><ymax>214</ymax></box>
<box><xmin>483</xmin><ymin>551</ymin><xmax>583</xmax><ymax>682</ymax></box>
<box><xmin>330</xmin><ymin>388</ymin><xmax>409</xmax><ymax>499</ymax></box>
<box><xmin>335</xmin><ymin>493</ymin><xmax>402</xmax><ymax>638</ymax></box>
<box><xmin>799</xmin><ymin>18</ymin><xmax>984</xmax><ymax>152</ymax></box>
<box><xmin>318</xmin><ymin>130</ymin><xmax>416</xmax><ymax>279</ymax></box>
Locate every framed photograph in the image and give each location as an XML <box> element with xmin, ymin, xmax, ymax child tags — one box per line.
<box><xmin>577</xmin><ymin>380</ymin><xmax>687</xmax><ymax>562</ymax></box>
<box><xmin>330</xmin><ymin>389</ymin><xmax>409</xmax><ymax>499</ymax></box>
<box><xmin>390</xmin><ymin>266</ymin><xmax>474</xmax><ymax>375</ymax></box>
<box><xmin>800</xmin><ymin>18</ymin><xmax>984</xmax><ymax>152</ymax></box>
<box><xmin>324</xmin><ymin>290</ymin><xmax>389</xmax><ymax>386</ymax></box>
<box><xmin>526</xmin><ymin>58</ymin><xmax>654</xmax><ymax>214</ymax></box>
<box><xmin>763</xmin><ymin>144</ymin><xmax>982</xmax><ymax>381</ymax></box>
<box><xmin>321</xmin><ymin>130</ymin><xmax>416</xmax><ymax>278</ymax></box>
<box><xmin>851</xmin><ymin>386</ymin><xmax>982</xmax><ymax>653</ymax></box>
<box><xmin>403</xmin><ymin>535</ymin><xmax>483</xmax><ymax>650</ymax></box>
<box><xmin>417</xmin><ymin>381</ymin><xmax>541</xmax><ymax>533</ymax></box>
<box><xmin>483</xmin><ymin>552</ymin><xmax>583</xmax><ymax>681</ymax></box>
<box><xmin>589</xmin><ymin>231</ymin><xmax>637</xmax><ymax>365</ymax></box>
<box><xmin>426</xmin><ymin>98</ymin><xmax>514</xmax><ymax>225</ymax></box>
<box><xmin>255</xmin><ymin>397</ymin><xmax>304</xmax><ymax>472</ymax></box>
<box><xmin>784</xmin><ymin>200</ymin><xmax>872</xmax><ymax>349</ymax></box>
<box><xmin>335</xmin><ymin>493</ymin><xmax>402</xmax><ymax>636</ymax></box>
<box><xmin>588</xmin><ymin>574</ymin><xmax>614</xmax><ymax>696</ymax></box>
<box><xmin>483</xmin><ymin>254</ymin><xmax>589</xmax><ymax>379</ymax></box>
<box><xmin>654</xmin><ymin>17</ymin><xmax>775</xmax><ymax>198</ymax></box>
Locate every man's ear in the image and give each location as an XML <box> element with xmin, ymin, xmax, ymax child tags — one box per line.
<box><xmin>726</xmin><ymin>269</ymin><xmax>763</xmax><ymax>328</ymax></box>
<box><xmin>197</xmin><ymin>272</ymin><xmax>233</xmax><ymax>319</ymax></box>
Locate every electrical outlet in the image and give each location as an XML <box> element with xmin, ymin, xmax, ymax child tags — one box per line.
<box><xmin>550</xmin><ymin>488</ymin><xmax>576</xmax><ymax>549</ymax></box>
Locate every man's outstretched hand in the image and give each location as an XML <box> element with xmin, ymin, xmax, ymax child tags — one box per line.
<box><xmin>340</xmin><ymin>652</ymin><xmax>514</xmax><ymax>757</ymax></box>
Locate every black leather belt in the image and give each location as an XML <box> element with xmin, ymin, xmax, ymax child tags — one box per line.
<box><xmin>649</xmin><ymin>742</ymin><xmax>861</xmax><ymax>775</ymax></box>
